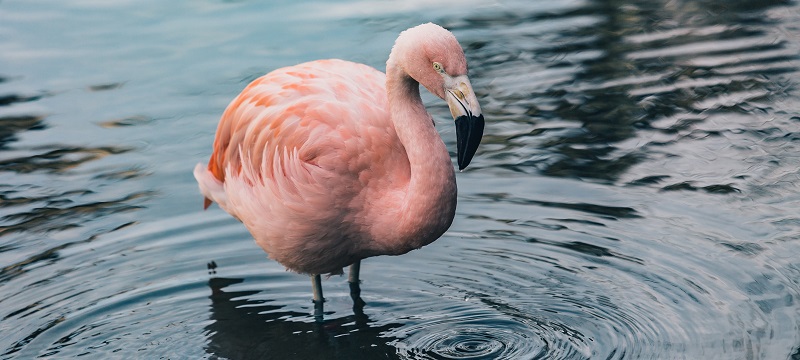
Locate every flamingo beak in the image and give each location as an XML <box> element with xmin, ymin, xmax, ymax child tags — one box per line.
<box><xmin>445</xmin><ymin>76</ymin><xmax>484</xmax><ymax>170</ymax></box>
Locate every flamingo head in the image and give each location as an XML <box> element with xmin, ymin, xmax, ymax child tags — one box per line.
<box><xmin>392</xmin><ymin>23</ymin><xmax>485</xmax><ymax>170</ymax></box>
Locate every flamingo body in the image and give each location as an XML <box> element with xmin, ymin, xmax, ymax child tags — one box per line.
<box><xmin>195</xmin><ymin>23</ymin><xmax>483</xmax><ymax>277</ymax></box>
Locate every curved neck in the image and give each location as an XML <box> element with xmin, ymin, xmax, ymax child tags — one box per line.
<box><xmin>377</xmin><ymin>59</ymin><xmax>457</xmax><ymax>253</ymax></box>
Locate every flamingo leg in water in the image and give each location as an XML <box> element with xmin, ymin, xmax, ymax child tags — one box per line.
<box><xmin>311</xmin><ymin>274</ymin><xmax>324</xmax><ymax>321</ymax></box>
<box><xmin>348</xmin><ymin>260</ymin><xmax>361</xmax><ymax>285</ymax></box>
<box><xmin>348</xmin><ymin>261</ymin><xmax>366</xmax><ymax>312</ymax></box>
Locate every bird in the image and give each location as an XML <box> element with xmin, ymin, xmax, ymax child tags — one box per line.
<box><xmin>194</xmin><ymin>23</ymin><xmax>484</xmax><ymax>313</ymax></box>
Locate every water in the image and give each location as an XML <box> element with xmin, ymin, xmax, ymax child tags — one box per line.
<box><xmin>1</xmin><ymin>0</ymin><xmax>800</xmax><ymax>358</ymax></box>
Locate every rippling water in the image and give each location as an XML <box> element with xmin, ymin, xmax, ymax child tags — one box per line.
<box><xmin>2</xmin><ymin>0</ymin><xmax>800</xmax><ymax>359</ymax></box>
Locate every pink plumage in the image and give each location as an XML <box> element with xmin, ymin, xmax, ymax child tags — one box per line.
<box><xmin>194</xmin><ymin>23</ymin><xmax>484</xmax><ymax>281</ymax></box>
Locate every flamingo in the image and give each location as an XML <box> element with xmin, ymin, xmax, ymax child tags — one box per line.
<box><xmin>194</xmin><ymin>23</ymin><xmax>484</xmax><ymax>313</ymax></box>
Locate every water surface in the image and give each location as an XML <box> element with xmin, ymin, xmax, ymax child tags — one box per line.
<box><xmin>2</xmin><ymin>0</ymin><xmax>800</xmax><ymax>359</ymax></box>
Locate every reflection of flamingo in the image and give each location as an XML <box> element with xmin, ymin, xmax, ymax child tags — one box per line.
<box><xmin>194</xmin><ymin>23</ymin><xmax>484</xmax><ymax>311</ymax></box>
<box><xmin>205</xmin><ymin>277</ymin><xmax>402</xmax><ymax>359</ymax></box>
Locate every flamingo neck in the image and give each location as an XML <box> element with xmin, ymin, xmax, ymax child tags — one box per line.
<box><xmin>378</xmin><ymin>60</ymin><xmax>457</xmax><ymax>253</ymax></box>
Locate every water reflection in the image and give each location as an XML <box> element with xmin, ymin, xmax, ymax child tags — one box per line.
<box><xmin>0</xmin><ymin>72</ymin><xmax>155</xmax><ymax>356</ymax></box>
<box><xmin>0</xmin><ymin>145</ymin><xmax>132</xmax><ymax>174</ymax></box>
<box><xmin>0</xmin><ymin>115</ymin><xmax>46</xmax><ymax>149</ymax></box>
<box><xmin>450</xmin><ymin>0</ymin><xmax>798</xmax><ymax>190</ymax></box>
<box><xmin>0</xmin><ymin>191</ymin><xmax>150</xmax><ymax>235</ymax></box>
<box><xmin>205</xmin><ymin>277</ymin><xmax>401</xmax><ymax>360</ymax></box>
<box><xmin>474</xmin><ymin>192</ymin><xmax>640</xmax><ymax>219</ymax></box>
<box><xmin>0</xmin><ymin>71</ymin><xmax>152</xmax><ymax>241</ymax></box>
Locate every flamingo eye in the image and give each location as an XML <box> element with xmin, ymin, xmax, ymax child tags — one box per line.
<box><xmin>433</xmin><ymin>62</ymin><xmax>444</xmax><ymax>73</ymax></box>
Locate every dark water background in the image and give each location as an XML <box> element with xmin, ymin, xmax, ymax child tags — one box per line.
<box><xmin>2</xmin><ymin>0</ymin><xmax>800</xmax><ymax>359</ymax></box>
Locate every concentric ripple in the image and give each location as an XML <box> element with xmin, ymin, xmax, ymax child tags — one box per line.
<box><xmin>396</xmin><ymin>319</ymin><xmax>547</xmax><ymax>359</ymax></box>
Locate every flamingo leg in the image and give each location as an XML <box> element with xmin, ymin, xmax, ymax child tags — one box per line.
<box><xmin>311</xmin><ymin>274</ymin><xmax>324</xmax><ymax>321</ymax></box>
<box><xmin>348</xmin><ymin>260</ymin><xmax>361</xmax><ymax>284</ymax></box>
<box><xmin>348</xmin><ymin>260</ymin><xmax>366</xmax><ymax>312</ymax></box>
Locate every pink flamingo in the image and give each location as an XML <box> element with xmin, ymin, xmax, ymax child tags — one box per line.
<box><xmin>194</xmin><ymin>23</ymin><xmax>484</xmax><ymax>311</ymax></box>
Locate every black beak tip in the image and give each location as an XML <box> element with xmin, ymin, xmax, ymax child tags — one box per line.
<box><xmin>455</xmin><ymin>114</ymin><xmax>485</xmax><ymax>170</ymax></box>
